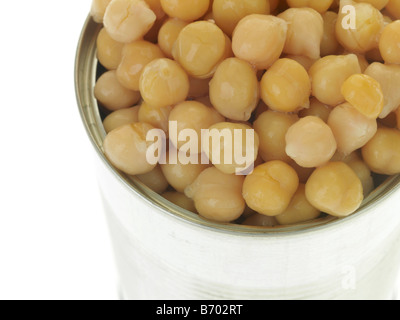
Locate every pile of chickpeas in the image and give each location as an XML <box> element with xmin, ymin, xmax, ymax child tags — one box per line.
<box><xmin>91</xmin><ymin>0</ymin><xmax>400</xmax><ymax>227</ymax></box>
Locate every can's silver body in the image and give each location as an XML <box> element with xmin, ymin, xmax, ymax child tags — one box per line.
<box><xmin>76</xmin><ymin>17</ymin><xmax>400</xmax><ymax>300</ymax></box>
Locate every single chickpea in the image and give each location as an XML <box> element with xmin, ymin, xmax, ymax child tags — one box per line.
<box><xmin>134</xmin><ymin>165</ymin><xmax>169</xmax><ymax>194</ymax></box>
<box><xmin>386</xmin><ymin>0</ymin><xmax>400</xmax><ymax>19</ymax></box>
<box><xmin>232</xmin><ymin>14</ymin><xmax>288</xmax><ymax>70</ymax></box>
<box><xmin>160</xmin><ymin>0</ymin><xmax>210</xmax><ymax>22</ymax></box>
<box><xmin>260</xmin><ymin>58</ymin><xmax>311</xmax><ymax>113</ymax></box>
<box><xmin>335</xmin><ymin>0</ymin><xmax>384</xmax><ymax>54</ymax></box>
<box><xmin>212</xmin><ymin>0</ymin><xmax>270</xmax><ymax>37</ymax></box>
<box><xmin>144</xmin><ymin>0</ymin><xmax>165</xmax><ymax>19</ymax></box>
<box><xmin>209</xmin><ymin>58</ymin><xmax>260</xmax><ymax>121</ymax></box>
<box><xmin>97</xmin><ymin>28</ymin><xmax>124</xmax><ymax>70</ymax></box>
<box><xmin>305</xmin><ymin>162</ymin><xmax>364</xmax><ymax>217</ymax></box>
<box><xmin>157</xmin><ymin>18</ymin><xmax>188</xmax><ymax>59</ymax></box>
<box><xmin>341</xmin><ymin>74</ymin><xmax>384</xmax><ymax>119</ymax></box>
<box><xmin>203</xmin><ymin>122</ymin><xmax>260</xmax><ymax>175</ymax></box>
<box><xmin>94</xmin><ymin>70</ymin><xmax>141</xmax><ymax>111</ymax></box>
<box><xmin>103</xmin><ymin>106</ymin><xmax>140</xmax><ymax>133</ymax></box>
<box><xmin>309</xmin><ymin>54</ymin><xmax>361</xmax><ymax>106</ymax></box>
<box><xmin>278</xmin><ymin>8</ymin><xmax>324</xmax><ymax>60</ymax></box>
<box><xmin>103</xmin><ymin>123</ymin><xmax>159</xmax><ymax>175</ymax></box>
<box><xmin>162</xmin><ymin>192</ymin><xmax>197</xmax><ymax>213</ymax></box>
<box><xmin>275</xmin><ymin>184</ymin><xmax>321</xmax><ymax>225</ymax></box>
<box><xmin>168</xmin><ymin>101</ymin><xmax>225</xmax><ymax>151</ymax></box>
<box><xmin>243</xmin><ymin>161</ymin><xmax>299</xmax><ymax>217</ymax></box>
<box><xmin>353</xmin><ymin>0</ymin><xmax>389</xmax><ymax>10</ymax></box>
<box><xmin>346</xmin><ymin>158</ymin><xmax>375</xmax><ymax>198</ymax></box>
<box><xmin>286</xmin><ymin>116</ymin><xmax>337</xmax><ymax>168</ymax></box>
<box><xmin>138</xmin><ymin>101</ymin><xmax>172</xmax><ymax>134</ymax></box>
<box><xmin>299</xmin><ymin>97</ymin><xmax>332</xmax><ymax>122</ymax></box>
<box><xmin>362</xmin><ymin>127</ymin><xmax>400</xmax><ymax>175</ymax></box>
<box><xmin>328</xmin><ymin>103</ymin><xmax>378</xmax><ymax>155</ymax></box>
<box><xmin>103</xmin><ymin>0</ymin><xmax>157</xmax><ymax>43</ymax></box>
<box><xmin>173</xmin><ymin>21</ymin><xmax>227</xmax><ymax>79</ymax></box>
<box><xmin>254</xmin><ymin>110</ymin><xmax>299</xmax><ymax>163</ymax></box>
<box><xmin>139</xmin><ymin>58</ymin><xmax>189</xmax><ymax>108</ymax></box>
<box><xmin>364</xmin><ymin>63</ymin><xmax>400</xmax><ymax>119</ymax></box>
<box><xmin>117</xmin><ymin>40</ymin><xmax>165</xmax><ymax>91</ymax></box>
<box><xmin>185</xmin><ymin>167</ymin><xmax>246</xmax><ymax>223</ymax></box>
<box><xmin>286</xmin><ymin>0</ymin><xmax>334</xmax><ymax>13</ymax></box>
<box><xmin>379</xmin><ymin>21</ymin><xmax>400</xmax><ymax>65</ymax></box>
<box><xmin>91</xmin><ymin>0</ymin><xmax>112</xmax><ymax>23</ymax></box>
<box><xmin>242</xmin><ymin>214</ymin><xmax>278</xmax><ymax>227</ymax></box>
<box><xmin>321</xmin><ymin>11</ymin><xmax>341</xmax><ymax>57</ymax></box>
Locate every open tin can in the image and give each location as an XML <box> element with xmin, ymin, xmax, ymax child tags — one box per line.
<box><xmin>75</xmin><ymin>16</ymin><xmax>400</xmax><ymax>300</ymax></box>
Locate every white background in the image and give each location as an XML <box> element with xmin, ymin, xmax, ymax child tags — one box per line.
<box><xmin>0</xmin><ymin>0</ymin><xmax>119</xmax><ymax>299</ymax></box>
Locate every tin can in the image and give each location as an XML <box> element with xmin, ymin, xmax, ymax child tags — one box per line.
<box><xmin>75</xmin><ymin>16</ymin><xmax>400</xmax><ymax>300</ymax></box>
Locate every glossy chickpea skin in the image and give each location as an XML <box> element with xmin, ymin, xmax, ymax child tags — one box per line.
<box><xmin>260</xmin><ymin>58</ymin><xmax>311</xmax><ymax>113</ymax></box>
<box><xmin>254</xmin><ymin>111</ymin><xmax>299</xmax><ymax>163</ymax></box>
<box><xmin>162</xmin><ymin>192</ymin><xmax>196</xmax><ymax>213</ymax></box>
<box><xmin>160</xmin><ymin>0</ymin><xmax>209</xmax><ymax>22</ymax></box>
<box><xmin>135</xmin><ymin>165</ymin><xmax>169</xmax><ymax>194</ymax></box>
<box><xmin>305</xmin><ymin>162</ymin><xmax>364</xmax><ymax>217</ymax></box>
<box><xmin>117</xmin><ymin>41</ymin><xmax>165</xmax><ymax>91</ymax></box>
<box><xmin>185</xmin><ymin>167</ymin><xmax>246</xmax><ymax>223</ymax></box>
<box><xmin>104</xmin><ymin>0</ymin><xmax>156</xmax><ymax>43</ymax></box>
<box><xmin>379</xmin><ymin>21</ymin><xmax>400</xmax><ymax>65</ymax></box>
<box><xmin>139</xmin><ymin>58</ymin><xmax>189</xmax><ymax>108</ymax></box>
<box><xmin>212</xmin><ymin>0</ymin><xmax>270</xmax><ymax>37</ymax></box>
<box><xmin>138</xmin><ymin>101</ymin><xmax>172</xmax><ymax>134</ymax></box>
<box><xmin>232</xmin><ymin>14</ymin><xmax>288</xmax><ymax>70</ymax></box>
<box><xmin>278</xmin><ymin>8</ymin><xmax>324</xmax><ymax>60</ymax></box>
<box><xmin>91</xmin><ymin>0</ymin><xmax>112</xmax><ymax>23</ymax></box>
<box><xmin>103</xmin><ymin>123</ymin><xmax>159</xmax><ymax>175</ymax></box>
<box><xmin>346</xmin><ymin>157</ymin><xmax>375</xmax><ymax>198</ymax></box>
<box><xmin>94</xmin><ymin>70</ymin><xmax>141</xmax><ymax>111</ymax></box>
<box><xmin>309</xmin><ymin>54</ymin><xmax>361</xmax><ymax>106</ymax></box>
<box><xmin>209</xmin><ymin>58</ymin><xmax>259</xmax><ymax>121</ymax></box>
<box><xmin>286</xmin><ymin>0</ymin><xmax>334</xmax><ymax>13</ymax></box>
<box><xmin>103</xmin><ymin>106</ymin><xmax>140</xmax><ymax>133</ymax></box>
<box><xmin>157</xmin><ymin>18</ymin><xmax>188</xmax><ymax>59</ymax></box>
<box><xmin>173</xmin><ymin>21</ymin><xmax>227</xmax><ymax>79</ymax></box>
<box><xmin>362</xmin><ymin>127</ymin><xmax>400</xmax><ymax>175</ymax></box>
<box><xmin>328</xmin><ymin>103</ymin><xmax>377</xmax><ymax>155</ymax></box>
<box><xmin>286</xmin><ymin>116</ymin><xmax>337</xmax><ymax>168</ymax></box>
<box><xmin>97</xmin><ymin>28</ymin><xmax>124</xmax><ymax>70</ymax></box>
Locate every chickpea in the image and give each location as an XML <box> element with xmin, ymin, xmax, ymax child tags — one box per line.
<box><xmin>91</xmin><ymin>0</ymin><xmax>112</xmax><ymax>23</ymax></box>
<box><xmin>379</xmin><ymin>21</ymin><xmax>400</xmax><ymax>65</ymax></box>
<box><xmin>309</xmin><ymin>54</ymin><xmax>361</xmax><ymax>106</ymax></box>
<box><xmin>117</xmin><ymin>40</ymin><xmax>165</xmax><ymax>91</ymax></box>
<box><xmin>321</xmin><ymin>11</ymin><xmax>341</xmax><ymax>57</ymax></box>
<box><xmin>284</xmin><ymin>55</ymin><xmax>317</xmax><ymax>71</ymax></box>
<box><xmin>97</xmin><ymin>28</ymin><xmax>124</xmax><ymax>70</ymax></box>
<box><xmin>355</xmin><ymin>0</ymin><xmax>389</xmax><ymax>10</ymax></box>
<box><xmin>103</xmin><ymin>106</ymin><xmax>140</xmax><ymax>133</ymax></box>
<box><xmin>335</xmin><ymin>0</ymin><xmax>384</xmax><ymax>54</ymax></box>
<box><xmin>299</xmin><ymin>97</ymin><xmax>331</xmax><ymax>122</ymax></box>
<box><xmin>203</xmin><ymin>122</ymin><xmax>260</xmax><ymax>175</ymax></box>
<box><xmin>242</xmin><ymin>214</ymin><xmax>278</xmax><ymax>227</ymax></box>
<box><xmin>386</xmin><ymin>0</ymin><xmax>400</xmax><ymax>19</ymax></box>
<box><xmin>139</xmin><ymin>58</ymin><xmax>189</xmax><ymax>108</ymax></box>
<box><xmin>232</xmin><ymin>14</ymin><xmax>288</xmax><ymax>70</ymax></box>
<box><xmin>188</xmin><ymin>77</ymin><xmax>211</xmax><ymax>99</ymax></box>
<box><xmin>346</xmin><ymin>158</ymin><xmax>375</xmax><ymax>198</ymax></box>
<box><xmin>144</xmin><ymin>0</ymin><xmax>165</xmax><ymax>19</ymax></box>
<box><xmin>185</xmin><ymin>167</ymin><xmax>246</xmax><ymax>223</ymax></box>
<box><xmin>254</xmin><ymin>111</ymin><xmax>299</xmax><ymax>163</ymax></box>
<box><xmin>341</xmin><ymin>74</ymin><xmax>384</xmax><ymax>119</ymax></box>
<box><xmin>162</xmin><ymin>192</ymin><xmax>197</xmax><ymax>213</ymax></box>
<box><xmin>278</xmin><ymin>8</ymin><xmax>324</xmax><ymax>60</ymax></box>
<box><xmin>286</xmin><ymin>0</ymin><xmax>334</xmax><ymax>13</ymax></box>
<box><xmin>362</xmin><ymin>127</ymin><xmax>400</xmax><ymax>175</ymax></box>
<box><xmin>328</xmin><ymin>103</ymin><xmax>378</xmax><ymax>155</ymax></box>
<box><xmin>138</xmin><ymin>101</ymin><xmax>172</xmax><ymax>134</ymax></box>
<box><xmin>275</xmin><ymin>184</ymin><xmax>321</xmax><ymax>225</ymax></box>
<box><xmin>209</xmin><ymin>58</ymin><xmax>259</xmax><ymax>121</ymax></box>
<box><xmin>212</xmin><ymin>0</ymin><xmax>270</xmax><ymax>37</ymax></box>
<box><xmin>364</xmin><ymin>63</ymin><xmax>400</xmax><ymax>118</ymax></box>
<box><xmin>243</xmin><ymin>161</ymin><xmax>299</xmax><ymax>216</ymax></box>
<box><xmin>134</xmin><ymin>165</ymin><xmax>169</xmax><ymax>194</ymax></box>
<box><xmin>160</xmin><ymin>0</ymin><xmax>210</xmax><ymax>22</ymax></box>
<box><xmin>168</xmin><ymin>101</ymin><xmax>224</xmax><ymax>150</ymax></box>
<box><xmin>94</xmin><ymin>70</ymin><xmax>141</xmax><ymax>111</ymax></box>
<box><xmin>157</xmin><ymin>18</ymin><xmax>188</xmax><ymax>59</ymax></box>
<box><xmin>103</xmin><ymin>0</ymin><xmax>156</xmax><ymax>43</ymax></box>
<box><xmin>305</xmin><ymin>162</ymin><xmax>364</xmax><ymax>217</ymax></box>
<box><xmin>103</xmin><ymin>123</ymin><xmax>159</xmax><ymax>175</ymax></box>
<box><xmin>286</xmin><ymin>116</ymin><xmax>337</xmax><ymax>168</ymax></box>
<box><xmin>260</xmin><ymin>58</ymin><xmax>311</xmax><ymax>113</ymax></box>
<box><xmin>173</xmin><ymin>21</ymin><xmax>227</xmax><ymax>79</ymax></box>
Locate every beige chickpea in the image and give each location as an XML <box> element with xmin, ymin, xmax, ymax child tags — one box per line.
<box><xmin>138</xmin><ymin>101</ymin><xmax>172</xmax><ymax>134</ymax></box>
<box><xmin>346</xmin><ymin>158</ymin><xmax>375</xmax><ymax>198</ymax></box>
<box><xmin>286</xmin><ymin>0</ymin><xmax>334</xmax><ymax>13</ymax></box>
<box><xmin>91</xmin><ymin>0</ymin><xmax>112</xmax><ymax>23</ymax></box>
<box><xmin>135</xmin><ymin>165</ymin><xmax>169</xmax><ymax>194</ymax></box>
<box><xmin>160</xmin><ymin>0</ymin><xmax>210</xmax><ymax>22</ymax></box>
<box><xmin>353</xmin><ymin>0</ymin><xmax>389</xmax><ymax>10</ymax></box>
<box><xmin>96</xmin><ymin>28</ymin><xmax>124</xmax><ymax>70</ymax></box>
<box><xmin>379</xmin><ymin>21</ymin><xmax>400</xmax><ymax>65</ymax></box>
<box><xmin>157</xmin><ymin>18</ymin><xmax>188</xmax><ymax>59</ymax></box>
<box><xmin>103</xmin><ymin>106</ymin><xmax>140</xmax><ymax>133</ymax></box>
